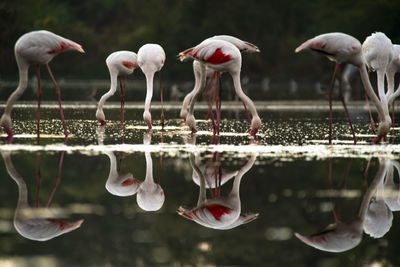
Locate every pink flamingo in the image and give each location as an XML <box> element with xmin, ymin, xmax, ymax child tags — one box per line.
<box><xmin>1</xmin><ymin>151</ymin><xmax>83</xmax><ymax>241</ymax></box>
<box><xmin>179</xmin><ymin>39</ymin><xmax>261</xmax><ymax>136</ymax></box>
<box><xmin>0</xmin><ymin>30</ymin><xmax>84</xmax><ymax>140</ymax></box>
<box><xmin>137</xmin><ymin>44</ymin><xmax>166</xmax><ymax>130</ymax></box>
<box><xmin>96</xmin><ymin>51</ymin><xmax>138</xmax><ymax>125</ymax></box>
<box><xmin>295</xmin><ymin>32</ymin><xmax>392</xmax><ymax>143</ymax></box>
<box><xmin>179</xmin><ymin>35</ymin><xmax>260</xmax><ymax>121</ymax></box>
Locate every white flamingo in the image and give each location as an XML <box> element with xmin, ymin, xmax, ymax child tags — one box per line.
<box><xmin>96</xmin><ymin>51</ymin><xmax>138</xmax><ymax>125</ymax></box>
<box><xmin>137</xmin><ymin>44</ymin><xmax>166</xmax><ymax>130</ymax></box>
<box><xmin>0</xmin><ymin>30</ymin><xmax>84</xmax><ymax>140</ymax></box>
<box><xmin>179</xmin><ymin>39</ymin><xmax>261</xmax><ymax>136</ymax></box>
<box><xmin>295</xmin><ymin>32</ymin><xmax>393</xmax><ymax>143</ymax></box>
<box><xmin>179</xmin><ymin>35</ymin><xmax>260</xmax><ymax>121</ymax></box>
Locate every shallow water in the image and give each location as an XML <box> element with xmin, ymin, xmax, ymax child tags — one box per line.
<box><xmin>1</xmin><ymin>102</ymin><xmax>400</xmax><ymax>266</ymax></box>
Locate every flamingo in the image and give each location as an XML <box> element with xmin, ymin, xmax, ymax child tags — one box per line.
<box><xmin>137</xmin><ymin>44</ymin><xmax>166</xmax><ymax>130</ymax></box>
<box><xmin>178</xmin><ymin>150</ymin><xmax>258</xmax><ymax>230</ymax></box>
<box><xmin>295</xmin><ymin>32</ymin><xmax>363</xmax><ymax>144</ymax></box>
<box><xmin>96</xmin><ymin>51</ymin><xmax>138</xmax><ymax>125</ymax></box>
<box><xmin>0</xmin><ymin>30</ymin><xmax>84</xmax><ymax>140</ymax></box>
<box><xmin>295</xmin><ymin>32</ymin><xmax>394</xmax><ymax>143</ymax></box>
<box><xmin>179</xmin><ymin>35</ymin><xmax>260</xmax><ymax>121</ymax></box>
<box><xmin>136</xmin><ymin>132</ymin><xmax>165</xmax><ymax>211</ymax></box>
<box><xmin>295</xmin><ymin>158</ymin><xmax>389</xmax><ymax>252</ymax></box>
<box><xmin>179</xmin><ymin>39</ymin><xmax>261</xmax><ymax>136</ymax></box>
<box><xmin>1</xmin><ymin>151</ymin><xmax>83</xmax><ymax>241</ymax></box>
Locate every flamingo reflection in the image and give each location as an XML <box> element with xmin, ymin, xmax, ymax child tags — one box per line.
<box><xmin>295</xmin><ymin>158</ymin><xmax>397</xmax><ymax>252</ymax></box>
<box><xmin>136</xmin><ymin>132</ymin><xmax>165</xmax><ymax>211</ymax></box>
<box><xmin>1</xmin><ymin>151</ymin><xmax>83</xmax><ymax>241</ymax></box>
<box><xmin>178</xmin><ymin>136</ymin><xmax>258</xmax><ymax>229</ymax></box>
<box><xmin>97</xmin><ymin>127</ymin><xmax>164</xmax><ymax>211</ymax></box>
<box><xmin>97</xmin><ymin>125</ymin><xmax>140</xmax><ymax>197</ymax></box>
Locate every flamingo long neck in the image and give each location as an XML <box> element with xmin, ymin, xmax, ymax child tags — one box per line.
<box><xmin>2</xmin><ymin>153</ymin><xmax>29</xmax><ymax>210</ymax></box>
<box><xmin>376</xmin><ymin>70</ymin><xmax>389</xmax><ymax>116</ymax></box>
<box><xmin>231</xmin><ymin>71</ymin><xmax>258</xmax><ymax>118</ymax></box>
<box><xmin>387</xmin><ymin>68</ymin><xmax>400</xmax><ymax>106</ymax></box>
<box><xmin>188</xmin><ymin>63</ymin><xmax>207</xmax><ymax>117</ymax></box>
<box><xmin>5</xmin><ymin>60</ymin><xmax>29</xmax><ymax>116</ymax></box>
<box><xmin>358</xmin><ymin>65</ymin><xmax>387</xmax><ymax>122</ymax></box>
<box><xmin>358</xmin><ymin>160</ymin><xmax>388</xmax><ymax>220</ymax></box>
<box><xmin>98</xmin><ymin>69</ymin><xmax>118</xmax><ymax>110</ymax></box>
<box><xmin>190</xmin><ymin>153</ymin><xmax>207</xmax><ymax>206</ymax></box>
<box><xmin>144</xmin><ymin>71</ymin><xmax>155</xmax><ymax>114</ymax></box>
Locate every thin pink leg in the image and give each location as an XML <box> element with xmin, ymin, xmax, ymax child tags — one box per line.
<box><xmin>328</xmin><ymin>64</ymin><xmax>339</xmax><ymax>145</ymax></box>
<box><xmin>36</xmin><ymin>64</ymin><xmax>42</xmax><ymax>145</ymax></box>
<box><xmin>216</xmin><ymin>72</ymin><xmax>221</xmax><ymax>135</ymax></box>
<box><xmin>392</xmin><ymin>101</ymin><xmax>395</xmax><ymax>144</ymax></box>
<box><xmin>159</xmin><ymin>71</ymin><xmax>165</xmax><ymax>131</ymax></box>
<box><xmin>45</xmin><ymin>64</ymin><xmax>68</xmax><ymax>137</ymax></box>
<box><xmin>337</xmin><ymin>66</ymin><xmax>357</xmax><ymax>144</ymax></box>
<box><xmin>119</xmin><ymin>76</ymin><xmax>125</xmax><ymax>124</ymax></box>
<box><xmin>365</xmin><ymin>92</ymin><xmax>376</xmax><ymax>134</ymax></box>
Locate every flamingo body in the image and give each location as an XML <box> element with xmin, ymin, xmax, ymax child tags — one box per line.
<box><xmin>295</xmin><ymin>32</ymin><xmax>362</xmax><ymax>66</ymax></box>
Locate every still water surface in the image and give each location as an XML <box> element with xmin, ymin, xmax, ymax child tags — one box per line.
<box><xmin>0</xmin><ymin>102</ymin><xmax>399</xmax><ymax>266</ymax></box>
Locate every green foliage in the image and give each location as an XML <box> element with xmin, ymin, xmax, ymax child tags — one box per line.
<box><xmin>0</xmin><ymin>0</ymin><xmax>399</xmax><ymax>87</ymax></box>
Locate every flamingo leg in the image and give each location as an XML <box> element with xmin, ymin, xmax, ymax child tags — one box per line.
<box><xmin>206</xmin><ymin>72</ymin><xmax>217</xmax><ymax>133</ymax></box>
<box><xmin>45</xmin><ymin>64</ymin><xmax>68</xmax><ymax>137</ymax></box>
<box><xmin>119</xmin><ymin>76</ymin><xmax>125</xmax><ymax>124</ymax></box>
<box><xmin>216</xmin><ymin>72</ymin><xmax>221</xmax><ymax>135</ymax></box>
<box><xmin>36</xmin><ymin>64</ymin><xmax>41</xmax><ymax>145</ymax></box>
<box><xmin>364</xmin><ymin>92</ymin><xmax>376</xmax><ymax>134</ymax></box>
<box><xmin>159</xmin><ymin>71</ymin><xmax>165</xmax><ymax>131</ymax></box>
<box><xmin>392</xmin><ymin>101</ymin><xmax>395</xmax><ymax>144</ymax></box>
<box><xmin>337</xmin><ymin>66</ymin><xmax>357</xmax><ymax>144</ymax></box>
<box><xmin>328</xmin><ymin>64</ymin><xmax>339</xmax><ymax>145</ymax></box>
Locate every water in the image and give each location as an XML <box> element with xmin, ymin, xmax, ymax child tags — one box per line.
<box><xmin>0</xmin><ymin>102</ymin><xmax>400</xmax><ymax>266</ymax></box>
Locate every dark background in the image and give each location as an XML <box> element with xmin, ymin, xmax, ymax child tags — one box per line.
<box><xmin>1</xmin><ymin>0</ymin><xmax>400</xmax><ymax>100</ymax></box>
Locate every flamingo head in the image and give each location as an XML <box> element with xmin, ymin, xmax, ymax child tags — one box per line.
<box><xmin>185</xmin><ymin>115</ymin><xmax>197</xmax><ymax>133</ymax></box>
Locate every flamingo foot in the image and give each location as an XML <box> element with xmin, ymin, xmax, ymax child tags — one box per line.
<box><xmin>191</xmin><ymin>126</ymin><xmax>198</xmax><ymax>133</ymax></box>
<box><xmin>372</xmin><ymin>134</ymin><xmax>387</xmax><ymax>144</ymax></box>
<box><xmin>249</xmin><ymin>127</ymin><xmax>259</xmax><ymax>137</ymax></box>
<box><xmin>3</xmin><ymin>126</ymin><xmax>14</xmax><ymax>144</ymax></box>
